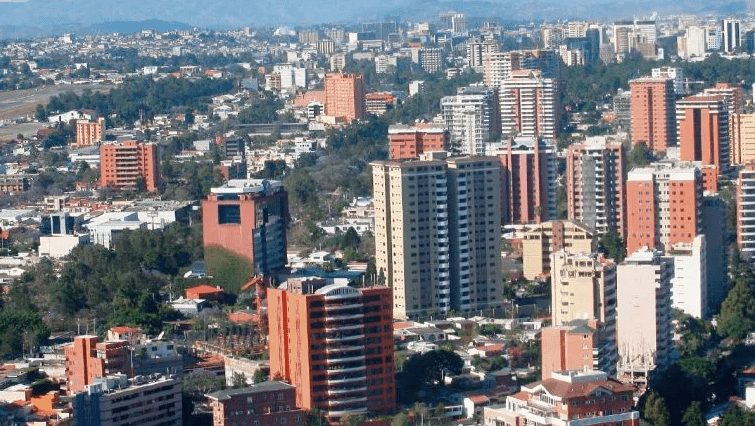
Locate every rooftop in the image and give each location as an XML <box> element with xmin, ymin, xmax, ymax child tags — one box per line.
<box><xmin>206</xmin><ymin>381</ymin><xmax>295</xmax><ymax>401</ymax></box>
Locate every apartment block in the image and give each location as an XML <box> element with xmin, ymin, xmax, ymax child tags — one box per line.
<box><xmin>550</xmin><ymin>251</ymin><xmax>616</xmax><ymax>329</ymax></box>
<box><xmin>75</xmin><ymin>117</ymin><xmax>105</xmax><ymax>147</ymax></box>
<box><xmin>499</xmin><ymin>69</ymin><xmax>559</xmax><ymax>139</ymax></box>
<box><xmin>541</xmin><ymin>319</ymin><xmax>618</xmax><ymax>380</ymax></box>
<box><xmin>467</xmin><ymin>39</ymin><xmax>498</xmax><ymax>73</ymax></box>
<box><xmin>730</xmin><ymin>112</ymin><xmax>755</xmax><ymax>165</ymax></box>
<box><xmin>677</xmin><ymin>95</ymin><xmax>730</xmax><ymax>177</ymax></box>
<box><xmin>207</xmin><ymin>382</ymin><xmax>304</xmax><ymax>426</ymax></box>
<box><xmin>738</xmin><ymin>164</ymin><xmax>755</xmax><ymax>262</ymax></box>
<box><xmin>483</xmin><ymin>370</ymin><xmax>639</xmax><ymax>426</ymax></box>
<box><xmin>202</xmin><ymin>179</ymin><xmax>288</xmax><ymax>276</ymax></box>
<box><xmin>99</xmin><ymin>141</ymin><xmax>159</xmax><ymax>192</ymax></box>
<box><xmin>388</xmin><ymin>124</ymin><xmax>449</xmax><ymax>159</ymax></box>
<box><xmin>441</xmin><ymin>85</ymin><xmax>499</xmax><ymax>156</ymax></box>
<box><xmin>498</xmin><ymin>137</ymin><xmax>557</xmax><ymax>224</ymax></box>
<box><xmin>626</xmin><ymin>162</ymin><xmax>703</xmax><ymax>254</ymax></box>
<box><xmin>324</xmin><ymin>73</ymin><xmax>366</xmax><ymax>121</ymax></box>
<box><xmin>669</xmin><ymin>235</ymin><xmax>708</xmax><ymax>319</ymax></box>
<box><xmin>372</xmin><ymin>153</ymin><xmax>503</xmax><ymax>318</ymax></box>
<box><xmin>616</xmin><ymin>248</ymin><xmax>674</xmax><ymax>385</ymax></box>
<box><xmin>73</xmin><ymin>375</ymin><xmax>181</xmax><ymax>426</ymax></box>
<box><xmin>521</xmin><ymin>221</ymin><xmax>595</xmax><ymax>280</ymax></box>
<box><xmin>64</xmin><ymin>336</ymin><xmax>129</xmax><ymax>394</ymax></box>
<box><xmin>267</xmin><ymin>284</ymin><xmax>395</xmax><ymax>422</ymax></box>
<box><xmin>629</xmin><ymin>77</ymin><xmax>676</xmax><ymax>151</ymax></box>
<box><xmin>416</xmin><ymin>47</ymin><xmax>444</xmax><ymax>73</ymax></box>
<box><xmin>703</xmin><ymin>82</ymin><xmax>744</xmax><ymax>113</ymax></box>
<box><xmin>566</xmin><ymin>137</ymin><xmax>626</xmax><ymax>237</ymax></box>
<box><xmin>482</xmin><ymin>51</ymin><xmax>520</xmax><ymax>88</ymax></box>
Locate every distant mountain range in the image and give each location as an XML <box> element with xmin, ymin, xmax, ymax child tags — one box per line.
<box><xmin>0</xmin><ymin>0</ymin><xmax>749</xmax><ymax>39</ymax></box>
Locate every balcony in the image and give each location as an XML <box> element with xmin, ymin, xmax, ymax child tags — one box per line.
<box><xmin>328</xmin><ymin>386</ymin><xmax>367</xmax><ymax>395</ymax></box>
<box><xmin>327</xmin><ymin>375</ymin><xmax>367</xmax><ymax>385</ymax></box>
<box><xmin>325</xmin><ymin>334</ymin><xmax>365</xmax><ymax>343</ymax></box>
<box><xmin>326</xmin><ymin>354</ymin><xmax>365</xmax><ymax>364</ymax></box>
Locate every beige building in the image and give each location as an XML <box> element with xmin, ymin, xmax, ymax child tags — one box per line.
<box><xmin>372</xmin><ymin>153</ymin><xmax>503</xmax><ymax>319</ymax></box>
<box><xmin>521</xmin><ymin>221</ymin><xmax>595</xmax><ymax>280</ymax></box>
<box><xmin>616</xmin><ymin>248</ymin><xmax>674</xmax><ymax>386</ymax></box>
<box><xmin>731</xmin><ymin>113</ymin><xmax>755</xmax><ymax>165</ymax></box>
<box><xmin>550</xmin><ymin>251</ymin><xmax>617</xmax><ymax>328</ymax></box>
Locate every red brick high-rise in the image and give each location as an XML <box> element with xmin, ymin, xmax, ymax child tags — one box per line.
<box><xmin>64</xmin><ymin>335</ymin><xmax>129</xmax><ymax>393</ymax></box>
<box><xmin>498</xmin><ymin>137</ymin><xmax>557</xmax><ymax>224</ymax></box>
<box><xmin>677</xmin><ymin>95</ymin><xmax>730</xmax><ymax>177</ymax></box>
<box><xmin>387</xmin><ymin>124</ymin><xmax>450</xmax><ymax>159</ymax></box>
<box><xmin>629</xmin><ymin>77</ymin><xmax>676</xmax><ymax>151</ymax></box>
<box><xmin>541</xmin><ymin>319</ymin><xmax>617</xmax><ymax>380</ymax></box>
<box><xmin>75</xmin><ymin>117</ymin><xmax>105</xmax><ymax>147</ymax></box>
<box><xmin>268</xmin><ymin>283</ymin><xmax>395</xmax><ymax>423</ymax></box>
<box><xmin>324</xmin><ymin>73</ymin><xmax>366</xmax><ymax>121</ymax></box>
<box><xmin>626</xmin><ymin>162</ymin><xmax>703</xmax><ymax>254</ymax></box>
<box><xmin>99</xmin><ymin>141</ymin><xmax>159</xmax><ymax>192</ymax></box>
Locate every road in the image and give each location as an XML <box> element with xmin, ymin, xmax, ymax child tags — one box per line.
<box><xmin>0</xmin><ymin>83</ymin><xmax>114</xmax><ymax>140</ymax></box>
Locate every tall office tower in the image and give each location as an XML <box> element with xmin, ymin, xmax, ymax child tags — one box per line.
<box><xmin>707</xmin><ymin>27</ymin><xmax>722</xmax><ymax>51</ymax></box>
<box><xmin>723</xmin><ymin>19</ymin><xmax>741</xmax><ymax>53</ymax></box>
<box><xmin>521</xmin><ymin>220</ymin><xmax>596</xmax><ymax>280</ymax></box>
<box><xmin>317</xmin><ymin>40</ymin><xmax>335</xmax><ymax>55</ymax></box>
<box><xmin>616</xmin><ymin>248</ymin><xmax>674</xmax><ymax>385</ymax></box>
<box><xmin>703</xmin><ymin>82</ymin><xmax>744</xmax><ymax>113</ymax></box>
<box><xmin>498</xmin><ymin>137</ymin><xmax>557</xmax><ymax>224</ymax></box>
<box><xmin>679</xmin><ymin>26</ymin><xmax>707</xmax><ymax>59</ymax></box>
<box><xmin>550</xmin><ymin>251</ymin><xmax>617</xmax><ymax>332</ymax></box>
<box><xmin>541</xmin><ymin>25</ymin><xmax>564</xmax><ymax>49</ymax></box>
<box><xmin>482</xmin><ymin>51</ymin><xmax>521</xmax><ymax>88</ymax></box>
<box><xmin>738</xmin><ymin>164</ymin><xmax>755</xmax><ymax>263</ymax></box>
<box><xmin>441</xmin><ymin>85</ymin><xmax>498</xmax><ymax>156</ymax></box>
<box><xmin>629</xmin><ymin>77</ymin><xmax>676</xmax><ymax>151</ymax></box>
<box><xmin>267</xmin><ymin>284</ymin><xmax>396</xmax><ymax>422</ymax></box>
<box><xmin>613</xmin><ymin>21</ymin><xmax>635</xmax><ymax>55</ymax></box>
<box><xmin>541</xmin><ymin>319</ymin><xmax>618</xmax><ymax>380</ymax></box>
<box><xmin>324</xmin><ymin>73</ymin><xmax>366</xmax><ymax>121</ymax></box>
<box><xmin>415</xmin><ymin>47</ymin><xmax>444</xmax><ymax>73</ymax></box>
<box><xmin>626</xmin><ymin>162</ymin><xmax>703</xmax><ymax>254</ymax></box>
<box><xmin>202</xmin><ymin>179</ymin><xmax>289</xmax><ymax>278</ymax></box>
<box><xmin>613</xmin><ymin>89</ymin><xmax>631</xmax><ymax>126</ymax></box>
<box><xmin>99</xmin><ymin>141</ymin><xmax>160</xmax><ymax>192</ymax></box>
<box><xmin>371</xmin><ymin>154</ymin><xmax>503</xmax><ymax>319</ymax></box>
<box><xmin>361</xmin><ymin>21</ymin><xmax>398</xmax><ymax>41</ymax></box>
<box><xmin>75</xmin><ymin>117</ymin><xmax>105</xmax><ymax>147</ymax></box>
<box><xmin>677</xmin><ymin>95</ymin><xmax>730</xmax><ymax>177</ymax></box>
<box><xmin>669</xmin><ymin>235</ymin><xmax>708</xmax><ymax>319</ymax></box>
<box><xmin>467</xmin><ymin>39</ymin><xmax>498</xmax><ymax>73</ymax></box>
<box><xmin>731</xmin><ymin>113</ymin><xmax>755</xmax><ymax>164</ymax></box>
<box><xmin>566</xmin><ymin>137</ymin><xmax>626</xmax><ymax>237</ymax></box>
<box><xmin>499</xmin><ymin>69</ymin><xmax>560</xmax><ymax>139</ymax></box>
<box><xmin>388</xmin><ymin>124</ymin><xmax>450</xmax><ymax>159</ymax></box>
<box><xmin>702</xmin><ymin>194</ymin><xmax>727</xmax><ymax>310</ymax></box>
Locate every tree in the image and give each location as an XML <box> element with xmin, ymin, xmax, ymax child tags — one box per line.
<box><xmin>682</xmin><ymin>401</ymin><xmax>706</xmax><ymax>426</ymax></box>
<box><xmin>627</xmin><ymin>141</ymin><xmax>656</xmax><ymax>168</ymax></box>
<box><xmin>253</xmin><ymin>369</ymin><xmax>267</xmax><ymax>384</ymax></box>
<box><xmin>643</xmin><ymin>391</ymin><xmax>671</xmax><ymax>426</ymax></box>
<box><xmin>423</xmin><ymin>349</ymin><xmax>463</xmax><ymax>384</ymax></box>
<box><xmin>391</xmin><ymin>413</ymin><xmax>411</xmax><ymax>426</ymax></box>
<box><xmin>598</xmin><ymin>231</ymin><xmax>626</xmax><ymax>262</ymax></box>
<box><xmin>35</xmin><ymin>104</ymin><xmax>47</xmax><ymax>121</ymax></box>
<box><xmin>231</xmin><ymin>372</ymin><xmax>247</xmax><ymax>388</ymax></box>
<box><xmin>717</xmin><ymin>277</ymin><xmax>755</xmax><ymax>341</ymax></box>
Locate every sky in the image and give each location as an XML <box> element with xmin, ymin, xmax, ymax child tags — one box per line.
<box><xmin>0</xmin><ymin>0</ymin><xmax>744</xmax><ymax>29</ymax></box>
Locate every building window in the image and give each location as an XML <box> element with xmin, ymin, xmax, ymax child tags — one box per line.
<box><xmin>218</xmin><ymin>205</ymin><xmax>241</xmax><ymax>224</ymax></box>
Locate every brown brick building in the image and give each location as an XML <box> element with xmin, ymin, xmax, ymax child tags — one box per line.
<box><xmin>99</xmin><ymin>141</ymin><xmax>159</xmax><ymax>192</ymax></box>
<box><xmin>207</xmin><ymin>382</ymin><xmax>304</xmax><ymax>426</ymax></box>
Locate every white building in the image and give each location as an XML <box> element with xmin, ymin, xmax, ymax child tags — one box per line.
<box><xmin>669</xmin><ymin>235</ymin><xmax>707</xmax><ymax>319</ymax></box>
<box><xmin>441</xmin><ymin>85</ymin><xmax>497</xmax><ymax>156</ymax></box>
<box><xmin>499</xmin><ymin>69</ymin><xmax>559</xmax><ymax>139</ymax></box>
<box><xmin>39</xmin><ymin>234</ymin><xmax>89</xmax><ymax>258</ymax></box>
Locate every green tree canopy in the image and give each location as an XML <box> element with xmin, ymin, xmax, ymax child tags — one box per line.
<box><xmin>717</xmin><ymin>277</ymin><xmax>755</xmax><ymax>341</ymax></box>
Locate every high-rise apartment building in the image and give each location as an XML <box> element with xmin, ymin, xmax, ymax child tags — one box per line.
<box><xmin>738</xmin><ymin>164</ymin><xmax>755</xmax><ymax>262</ymax></box>
<box><xmin>677</xmin><ymin>95</ymin><xmax>730</xmax><ymax>176</ymax></box>
<box><xmin>324</xmin><ymin>73</ymin><xmax>366</xmax><ymax>121</ymax></box>
<box><xmin>372</xmin><ymin>153</ymin><xmax>503</xmax><ymax>319</ymax></box>
<box><xmin>669</xmin><ymin>235</ymin><xmax>708</xmax><ymax>319</ymax></box>
<box><xmin>73</xmin><ymin>375</ymin><xmax>182</xmax><ymax>426</ymax></box>
<box><xmin>616</xmin><ymin>248</ymin><xmax>674</xmax><ymax>385</ymax></box>
<box><xmin>202</xmin><ymin>179</ymin><xmax>288</xmax><ymax>277</ymax></box>
<box><xmin>207</xmin><ymin>382</ymin><xmax>304</xmax><ymax>426</ymax></box>
<box><xmin>467</xmin><ymin>39</ymin><xmax>498</xmax><ymax>73</ymax></box>
<box><xmin>75</xmin><ymin>117</ymin><xmax>105</xmax><ymax>147</ymax></box>
<box><xmin>566</xmin><ymin>137</ymin><xmax>626</xmax><ymax>237</ymax></box>
<box><xmin>629</xmin><ymin>77</ymin><xmax>676</xmax><ymax>151</ymax></box>
<box><xmin>498</xmin><ymin>137</ymin><xmax>557</xmax><ymax>224</ymax></box>
<box><xmin>521</xmin><ymin>220</ymin><xmax>595</xmax><ymax>280</ymax></box>
<box><xmin>626</xmin><ymin>162</ymin><xmax>703</xmax><ymax>254</ymax></box>
<box><xmin>703</xmin><ymin>82</ymin><xmax>744</xmax><ymax>113</ymax></box>
<box><xmin>499</xmin><ymin>69</ymin><xmax>559</xmax><ymax>139</ymax></box>
<box><xmin>99</xmin><ymin>141</ymin><xmax>159</xmax><ymax>192</ymax></box>
<box><xmin>441</xmin><ymin>85</ymin><xmax>499</xmax><ymax>156</ymax></box>
<box><xmin>730</xmin><ymin>113</ymin><xmax>755</xmax><ymax>165</ymax></box>
<box><xmin>541</xmin><ymin>319</ymin><xmax>618</xmax><ymax>380</ymax></box>
<box><xmin>550</xmin><ymin>251</ymin><xmax>617</xmax><ymax>329</ymax></box>
<box><xmin>482</xmin><ymin>51</ymin><xmax>520</xmax><ymax>88</ymax></box>
<box><xmin>414</xmin><ymin>47</ymin><xmax>443</xmax><ymax>73</ymax></box>
<box><xmin>388</xmin><ymin>124</ymin><xmax>450</xmax><ymax>159</ymax></box>
<box><xmin>267</xmin><ymin>284</ymin><xmax>395</xmax><ymax>422</ymax></box>
<box><xmin>723</xmin><ymin>19</ymin><xmax>741</xmax><ymax>53</ymax></box>
<box><xmin>678</xmin><ymin>26</ymin><xmax>707</xmax><ymax>59</ymax></box>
